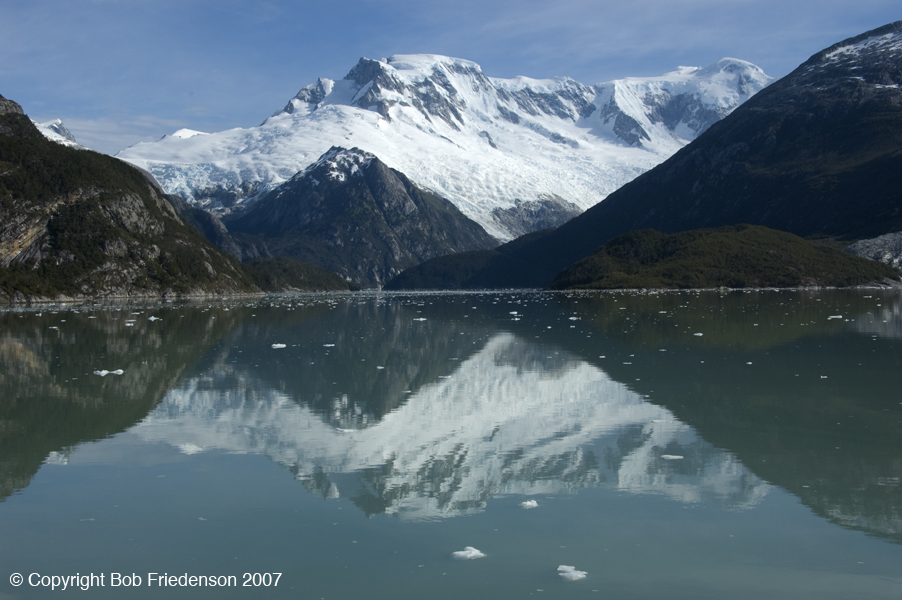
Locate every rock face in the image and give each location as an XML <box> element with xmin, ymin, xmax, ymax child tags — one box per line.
<box><xmin>224</xmin><ymin>147</ymin><xmax>498</xmax><ymax>287</ymax></box>
<box><xmin>846</xmin><ymin>232</ymin><xmax>902</xmax><ymax>269</ymax></box>
<box><xmin>0</xmin><ymin>102</ymin><xmax>259</xmax><ymax>303</ymax></box>
<box><xmin>117</xmin><ymin>54</ymin><xmax>770</xmax><ymax>240</ymax></box>
<box><xmin>0</xmin><ymin>94</ymin><xmax>23</xmax><ymax>115</ymax></box>
<box><xmin>386</xmin><ymin>22</ymin><xmax>902</xmax><ymax>289</ymax></box>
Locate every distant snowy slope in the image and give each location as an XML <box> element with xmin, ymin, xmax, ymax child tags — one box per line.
<box><xmin>118</xmin><ymin>54</ymin><xmax>771</xmax><ymax>240</ymax></box>
<box><xmin>32</xmin><ymin>118</ymin><xmax>85</xmax><ymax>149</ymax></box>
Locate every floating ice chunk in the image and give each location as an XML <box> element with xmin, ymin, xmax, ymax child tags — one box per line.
<box><xmin>827</xmin><ymin>315</ymin><xmax>843</xmax><ymax>320</ymax></box>
<box><xmin>323</xmin><ymin>343</ymin><xmax>335</xmax><ymax>347</ymax></box>
<box><xmin>452</xmin><ymin>546</ymin><xmax>485</xmax><ymax>560</ymax></box>
<box><xmin>661</xmin><ymin>455</ymin><xmax>684</xmax><ymax>460</ymax></box>
<box><xmin>413</xmin><ymin>318</ymin><xmax>427</xmax><ymax>321</ymax></box>
<box><xmin>558</xmin><ymin>565</ymin><xmax>587</xmax><ymax>581</ymax></box>
<box><xmin>93</xmin><ymin>369</ymin><xmax>124</xmax><ymax>376</ymax></box>
<box><xmin>148</xmin><ymin>316</ymin><xmax>161</xmax><ymax>321</ymax></box>
<box><xmin>520</xmin><ymin>500</ymin><xmax>538</xmax><ymax>509</ymax></box>
<box><xmin>271</xmin><ymin>343</ymin><xmax>287</xmax><ymax>349</ymax></box>
<box><xmin>693</xmin><ymin>332</ymin><xmax>704</xmax><ymax>336</ymax></box>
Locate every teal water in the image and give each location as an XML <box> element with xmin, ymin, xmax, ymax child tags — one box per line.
<box><xmin>1</xmin><ymin>290</ymin><xmax>901</xmax><ymax>598</ymax></box>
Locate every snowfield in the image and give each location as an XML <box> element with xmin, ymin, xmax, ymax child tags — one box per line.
<box><xmin>117</xmin><ymin>54</ymin><xmax>771</xmax><ymax>240</ymax></box>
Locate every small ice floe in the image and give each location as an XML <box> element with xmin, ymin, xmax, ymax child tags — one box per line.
<box><xmin>413</xmin><ymin>318</ymin><xmax>427</xmax><ymax>321</ymax></box>
<box><xmin>452</xmin><ymin>547</ymin><xmax>485</xmax><ymax>560</ymax></box>
<box><xmin>693</xmin><ymin>332</ymin><xmax>704</xmax><ymax>336</ymax></box>
<box><xmin>520</xmin><ymin>500</ymin><xmax>538</xmax><ymax>509</ymax></box>
<box><xmin>557</xmin><ymin>565</ymin><xmax>587</xmax><ymax>581</ymax></box>
<box><xmin>148</xmin><ymin>316</ymin><xmax>161</xmax><ymax>321</ymax></box>
<box><xmin>827</xmin><ymin>315</ymin><xmax>843</xmax><ymax>320</ymax></box>
<box><xmin>271</xmin><ymin>343</ymin><xmax>287</xmax><ymax>349</ymax></box>
<box><xmin>323</xmin><ymin>343</ymin><xmax>335</xmax><ymax>347</ymax></box>
<box><xmin>661</xmin><ymin>455</ymin><xmax>684</xmax><ymax>460</ymax></box>
<box><xmin>93</xmin><ymin>369</ymin><xmax>124</xmax><ymax>377</ymax></box>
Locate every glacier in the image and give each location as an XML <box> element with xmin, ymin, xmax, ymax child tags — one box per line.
<box><xmin>118</xmin><ymin>54</ymin><xmax>772</xmax><ymax>240</ymax></box>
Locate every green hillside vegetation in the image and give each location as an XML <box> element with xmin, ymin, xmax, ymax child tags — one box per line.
<box><xmin>241</xmin><ymin>257</ymin><xmax>358</xmax><ymax>292</ymax></box>
<box><xmin>0</xmin><ymin>110</ymin><xmax>258</xmax><ymax>302</ymax></box>
<box><xmin>551</xmin><ymin>225</ymin><xmax>899</xmax><ymax>290</ymax></box>
<box><xmin>383</xmin><ymin>229</ymin><xmax>555</xmax><ymax>290</ymax></box>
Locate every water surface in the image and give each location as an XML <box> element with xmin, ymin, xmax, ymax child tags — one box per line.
<box><xmin>1</xmin><ymin>290</ymin><xmax>900</xmax><ymax>598</ymax></box>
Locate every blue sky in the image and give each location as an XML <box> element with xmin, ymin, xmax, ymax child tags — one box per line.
<box><xmin>2</xmin><ymin>1</ymin><xmax>899</xmax><ymax>154</ymax></box>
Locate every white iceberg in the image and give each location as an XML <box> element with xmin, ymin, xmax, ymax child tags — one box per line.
<box><xmin>271</xmin><ymin>343</ymin><xmax>287</xmax><ymax>349</ymax></box>
<box><xmin>452</xmin><ymin>546</ymin><xmax>485</xmax><ymax>560</ymax></box>
<box><xmin>520</xmin><ymin>500</ymin><xmax>538</xmax><ymax>509</ymax></box>
<box><xmin>558</xmin><ymin>565</ymin><xmax>587</xmax><ymax>581</ymax></box>
<box><xmin>93</xmin><ymin>369</ymin><xmax>123</xmax><ymax>377</ymax></box>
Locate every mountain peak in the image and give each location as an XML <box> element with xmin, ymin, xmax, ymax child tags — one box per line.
<box><xmin>300</xmin><ymin>146</ymin><xmax>375</xmax><ymax>183</ymax></box>
<box><xmin>118</xmin><ymin>53</ymin><xmax>771</xmax><ymax>240</ymax></box>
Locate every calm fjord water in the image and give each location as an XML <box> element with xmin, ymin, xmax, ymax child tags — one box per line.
<box><xmin>1</xmin><ymin>290</ymin><xmax>901</xmax><ymax>598</ymax></box>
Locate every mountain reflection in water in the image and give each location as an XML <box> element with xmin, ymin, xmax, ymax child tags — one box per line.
<box><xmin>135</xmin><ymin>331</ymin><xmax>769</xmax><ymax>520</ymax></box>
<box><xmin>1</xmin><ymin>290</ymin><xmax>900</xmax><ymax>545</ymax></box>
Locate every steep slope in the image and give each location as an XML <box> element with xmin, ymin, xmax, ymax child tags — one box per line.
<box><xmin>0</xmin><ymin>95</ymin><xmax>259</xmax><ymax>303</ymax></box>
<box><xmin>387</xmin><ymin>22</ymin><xmax>902</xmax><ymax>289</ymax></box>
<box><xmin>118</xmin><ymin>54</ymin><xmax>771</xmax><ymax>240</ymax></box>
<box><xmin>224</xmin><ymin>147</ymin><xmax>498</xmax><ymax>287</ymax></box>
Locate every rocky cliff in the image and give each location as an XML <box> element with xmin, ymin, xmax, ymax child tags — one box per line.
<box><xmin>0</xmin><ymin>97</ymin><xmax>260</xmax><ymax>304</ymax></box>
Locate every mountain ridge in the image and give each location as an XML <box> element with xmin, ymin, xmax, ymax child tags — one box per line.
<box><xmin>386</xmin><ymin>22</ymin><xmax>902</xmax><ymax>289</ymax></box>
<box><xmin>117</xmin><ymin>54</ymin><xmax>771</xmax><ymax>240</ymax></box>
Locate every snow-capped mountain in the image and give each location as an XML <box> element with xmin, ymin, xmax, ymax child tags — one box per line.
<box><xmin>224</xmin><ymin>146</ymin><xmax>499</xmax><ymax>286</ymax></box>
<box><xmin>31</xmin><ymin>118</ymin><xmax>84</xmax><ymax>149</ymax></box>
<box><xmin>117</xmin><ymin>54</ymin><xmax>771</xmax><ymax>240</ymax></box>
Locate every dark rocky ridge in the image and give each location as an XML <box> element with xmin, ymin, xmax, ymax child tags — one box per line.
<box><xmin>225</xmin><ymin>147</ymin><xmax>498</xmax><ymax>287</ymax></box>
